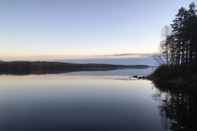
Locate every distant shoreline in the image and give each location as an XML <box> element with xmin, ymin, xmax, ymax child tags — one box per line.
<box><xmin>0</xmin><ymin>61</ymin><xmax>150</xmax><ymax>75</ymax></box>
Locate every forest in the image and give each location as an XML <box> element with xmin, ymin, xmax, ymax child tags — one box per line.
<box><xmin>150</xmin><ymin>2</ymin><xmax>197</xmax><ymax>90</ymax></box>
<box><xmin>161</xmin><ymin>3</ymin><xmax>197</xmax><ymax>65</ymax></box>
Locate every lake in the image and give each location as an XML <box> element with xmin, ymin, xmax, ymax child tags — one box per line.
<box><xmin>0</xmin><ymin>69</ymin><xmax>196</xmax><ymax>131</ymax></box>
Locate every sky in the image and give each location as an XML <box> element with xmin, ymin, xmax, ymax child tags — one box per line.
<box><xmin>0</xmin><ymin>0</ymin><xmax>194</xmax><ymax>60</ymax></box>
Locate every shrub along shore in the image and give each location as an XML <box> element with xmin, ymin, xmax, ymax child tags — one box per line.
<box><xmin>148</xmin><ymin>64</ymin><xmax>197</xmax><ymax>92</ymax></box>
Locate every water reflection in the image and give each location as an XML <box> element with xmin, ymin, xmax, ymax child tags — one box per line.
<box><xmin>153</xmin><ymin>84</ymin><xmax>197</xmax><ymax>131</ymax></box>
<box><xmin>0</xmin><ymin>75</ymin><xmax>164</xmax><ymax>131</ymax></box>
<box><xmin>0</xmin><ymin>73</ymin><xmax>195</xmax><ymax>131</ymax></box>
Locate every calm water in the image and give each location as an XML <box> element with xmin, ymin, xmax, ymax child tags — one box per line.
<box><xmin>0</xmin><ymin>69</ymin><xmax>196</xmax><ymax>131</ymax></box>
<box><xmin>65</xmin><ymin>68</ymin><xmax>155</xmax><ymax>76</ymax></box>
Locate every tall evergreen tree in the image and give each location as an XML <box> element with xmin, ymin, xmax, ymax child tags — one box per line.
<box><xmin>161</xmin><ymin>2</ymin><xmax>197</xmax><ymax>65</ymax></box>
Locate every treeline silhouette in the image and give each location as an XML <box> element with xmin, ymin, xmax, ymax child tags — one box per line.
<box><xmin>161</xmin><ymin>2</ymin><xmax>197</xmax><ymax>65</ymax></box>
<box><xmin>0</xmin><ymin>61</ymin><xmax>148</xmax><ymax>75</ymax></box>
<box><xmin>149</xmin><ymin>2</ymin><xmax>197</xmax><ymax>90</ymax></box>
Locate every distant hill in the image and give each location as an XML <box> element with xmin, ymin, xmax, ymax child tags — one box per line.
<box><xmin>0</xmin><ymin>61</ymin><xmax>149</xmax><ymax>75</ymax></box>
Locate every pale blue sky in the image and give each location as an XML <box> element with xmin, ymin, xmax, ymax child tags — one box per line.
<box><xmin>0</xmin><ymin>0</ymin><xmax>194</xmax><ymax>59</ymax></box>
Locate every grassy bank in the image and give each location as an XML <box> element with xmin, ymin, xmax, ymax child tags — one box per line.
<box><xmin>0</xmin><ymin>61</ymin><xmax>149</xmax><ymax>75</ymax></box>
<box><xmin>148</xmin><ymin>64</ymin><xmax>197</xmax><ymax>91</ymax></box>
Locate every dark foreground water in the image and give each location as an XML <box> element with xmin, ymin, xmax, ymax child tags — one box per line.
<box><xmin>0</xmin><ymin>69</ymin><xmax>196</xmax><ymax>131</ymax></box>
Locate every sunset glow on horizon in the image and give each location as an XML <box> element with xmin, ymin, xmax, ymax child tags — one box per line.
<box><xmin>0</xmin><ymin>0</ymin><xmax>193</xmax><ymax>60</ymax></box>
